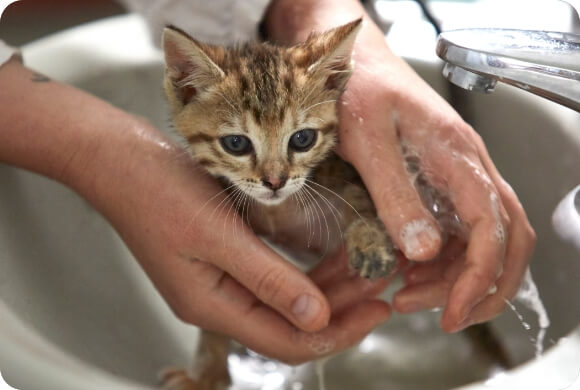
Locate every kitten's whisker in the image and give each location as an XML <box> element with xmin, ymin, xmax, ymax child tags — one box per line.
<box><xmin>302</xmin><ymin>186</ymin><xmax>328</xmax><ymax>256</ymax></box>
<box><xmin>215</xmin><ymin>91</ymin><xmax>241</xmax><ymax>115</ymax></box>
<box><xmin>293</xmin><ymin>189</ymin><xmax>313</xmax><ymax>249</ymax></box>
<box><xmin>301</xmin><ymin>189</ymin><xmax>316</xmax><ymax>249</ymax></box>
<box><xmin>303</xmin><ymin>185</ymin><xmax>331</xmax><ymax>258</ymax></box>
<box><xmin>215</xmin><ymin>109</ymin><xmax>237</xmax><ymax>117</ymax></box>
<box><xmin>230</xmin><ymin>186</ymin><xmax>246</xmax><ymax>241</ymax></box>
<box><xmin>208</xmin><ymin>183</ymin><xmax>240</xmax><ymax>221</ymax></box>
<box><xmin>240</xmin><ymin>190</ymin><xmax>250</xmax><ymax>235</ymax></box>
<box><xmin>245</xmin><ymin>194</ymin><xmax>255</xmax><ymax>231</ymax></box>
<box><xmin>305</xmin><ymin>179</ymin><xmax>369</xmax><ymax>228</ymax></box>
<box><xmin>302</xmin><ymin>99</ymin><xmax>337</xmax><ymax>115</ymax></box>
<box><xmin>237</xmin><ymin>184</ymin><xmax>253</xmax><ymax>236</ymax></box>
<box><xmin>222</xmin><ymin>187</ymin><xmax>243</xmax><ymax>248</ymax></box>
<box><xmin>299</xmin><ymin>85</ymin><xmax>324</xmax><ymax>108</ymax></box>
<box><xmin>187</xmin><ymin>183</ymin><xmax>237</xmax><ymax>234</ymax></box>
<box><xmin>303</xmin><ymin>182</ymin><xmax>345</xmax><ymax>242</ymax></box>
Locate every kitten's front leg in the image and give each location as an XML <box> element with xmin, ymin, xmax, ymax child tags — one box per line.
<box><xmin>160</xmin><ymin>330</ymin><xmax>231</xmax><ymax>390</ymax></box>
<box><xmin>341</xmin><ymin>184</ymin><xmax>397</xmax><ymax>280</ymax></box>
<box><xmin>345</xmin><ymin>217</ymin><xmax>397</xmax><ymax>280</ymax></box>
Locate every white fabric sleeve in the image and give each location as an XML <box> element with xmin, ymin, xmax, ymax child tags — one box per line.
<box><xmin>118</xmin><ymin>0</ymin><xmax>271</xmax><ymax>46</ymax></box>
<box><xmin>0</xmin><ymin>40</ymin><xmax>21</xmax><ymax>67</ymax></box>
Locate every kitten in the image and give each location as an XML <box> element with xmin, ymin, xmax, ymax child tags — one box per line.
<box><xmin>162</xmin><ymin>19</ymin><xmax>395</xmax><ymax>280</ymax></box>
<box><xmin>159</xmin><ymin>20</ymin><xmax>509</xmax><ymax>390</ymax></box>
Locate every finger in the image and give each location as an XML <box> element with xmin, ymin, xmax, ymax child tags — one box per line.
<box><xmin>308</xmin><ymin>246</ymin><xmax>352</xmax><ymax>289</ymax></box>
<box><xmin>192</xmin><ymin>209</ymin><xmax>331</xmax><ymax>333</ymax></box>
<box><xmin>477</xmin><ymin>147</ymin><xmax>535</xmax><ymax>304</ymax></box>
<box><xmin>433</xmin><ymin>161</ymin><xmax>508</xmax><ymax>331</ymax></box>
<box><xmin>310</xmin><ymin>247</ymin><xmax>404</xmax><ymax>293</ymax></box>
<box><xmin>324</xmin><ymin>275</ymin><xmax>391</xmax><ymax>313</ymax></box>
<box><xmin>403</xmin><ymin>237</ymin><xmax>465</xmax><ymax>284</ymax></box>
<box><xmin>453</xmin><ymin>145</ymin><xmax>535</xmax><ymax>328</ymax></box>
<box><xmin>338</xmin><ymin>99</ymin><xmax>441</xmax><ymax>261</ymax></box>
<box><xmin>183</xmin><ymin>260</ymin><xmax>391</xmax><ymax>364</ymax></box>
<box><xmin>232</xmin><ymin>299</ymin><xmax>391</xmax><ymax>364</ymax></box>
<box><xmin>464</xmin><ymin>219</ymin><xmax>535</xmax><ymax>326</ymax></box>
<box><xmin>394</xmin><ymin>280</ymin><xmax>451</xmax><ymax>313</ymax></box>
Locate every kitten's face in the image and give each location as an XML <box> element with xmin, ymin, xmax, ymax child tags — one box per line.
<box><xmin>163</xmin><ymin>20</ymin><xmax>361</xmax><ymax>205</ymax></box>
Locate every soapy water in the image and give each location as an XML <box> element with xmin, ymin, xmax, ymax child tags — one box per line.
<box><xmin>403</xmin><ymin>147</ymin><xmax>552</xmax><ymax>359</ymax></box>
<box><xmin>403</xmin><ymin>151</ymin><xmax>468</xmax><ymax>241</ymax></box>
<box><xmin>511</xmin><ymin>268</ymin><xmax>551</xmax><ymax>358</ymax></box>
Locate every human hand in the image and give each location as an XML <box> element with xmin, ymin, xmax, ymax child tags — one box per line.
<box><xmin>265</xmin><ymin>0</ymin><xmax>536</xmax><ymax>333</ymax></box>
<box><xmin>0</xmin><ymin>60</ymin><xmax>390</xmax><ymax>363</ymax></box>
<box><xmin>91</xmin><ymin>129</ymin><xmax>392</xmax><ymax>363</ymax></box>
<box><xmin>336</xmin><ymin>23</ymin><xmax>535</xmax><ymax>334</ymax></box>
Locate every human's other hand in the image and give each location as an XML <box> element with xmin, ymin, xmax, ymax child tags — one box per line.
<box><xmin>0</xmin><ymin>60</ymin><xmax>390</xmax><ymax>363</ymax></box>
<box><xmin>265</xmin><ymin>0</ymin><xmax>536</xmax><ymax>333</ymax></box>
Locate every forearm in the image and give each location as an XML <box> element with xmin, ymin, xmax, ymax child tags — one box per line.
<box><xmin>0</xmin><ymin>59</ymin><xmax>170</xmax><ymax>212</ymax></box>
<box><xmin>265</xmin><ymin>0</ymin><xmax>394</xmax><ymax>60</ymax></box>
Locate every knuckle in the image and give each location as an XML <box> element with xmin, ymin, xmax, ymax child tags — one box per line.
<box><xmin>472</xmin><ymin>266</ymin><xmax>499</xmax><ymax>287</ymax></box>
<box><xmin>253</xmin><ymin>266</ymin><xmax>287</xmax><ymax>304</ymax></box>
<box><xmin>525</xmin><ymin>223</ymin><xmax>537</xmax><ymax>247</ymax></box>
<box><xmin>487</xmin><ymin>296</ymin><xmax>508</xmax><ymax>319</ymax></box>
<box><xmin>378</xmin><ymin>184</ymin><xmax>421</xmax><ymax>219</ymax></box>
<box><xmin>170</xmin><ymin>300</ymin><xmax>197</xmax><ymax>325</ymax></box>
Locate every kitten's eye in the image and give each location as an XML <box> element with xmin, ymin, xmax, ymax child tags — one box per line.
<box><xmin>220</xmin><ymin>135</ymin><xmax>253</xmax><ymax>155</ymax></box>
<box><xmin>289</xmin><ymin>129</ymin><xmax>317</xmax><ymax>152</ymax></box>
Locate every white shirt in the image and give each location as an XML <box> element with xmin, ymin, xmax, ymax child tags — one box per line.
<box><xmin>118</xmin><ymin>0</ymin><xmax>271</xmax><ymax>47</ymax></box>
<box><xmin>0</xmin><ymin>0</ymin><xmax>271</xmax><ymax>66</ymax></box>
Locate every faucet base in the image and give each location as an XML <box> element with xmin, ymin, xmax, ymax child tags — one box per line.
<box><xmin>442</xmin><ymin>63</ymin><xmax>497</xmax><ymax>93</ymax></box>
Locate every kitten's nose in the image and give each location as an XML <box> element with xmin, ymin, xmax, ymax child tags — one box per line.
<box><xmin>261</xmin><ymin>175</ymin><xmax>288</xmax><ymax>191</ymax></box>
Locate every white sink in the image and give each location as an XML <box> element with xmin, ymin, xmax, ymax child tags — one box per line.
<box><xmin>2</xmin><ymin>14</ymin><xmax>580</xmax><ymax>390</ymax></box>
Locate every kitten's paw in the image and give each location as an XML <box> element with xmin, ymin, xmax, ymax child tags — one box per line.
<box><xmin>346</xmin><ymin>219</ymin><xmax>396</xmax><ymax>280</ymax></box>
<box><xmin>160</xmin><ymin>367</ymin><xmax>200</xmax><ymax>390</ymax></box>
<box><xmin>159</xmin><ymin>366</ymin><xmax>229</xmax><ymax>390</ymax></box>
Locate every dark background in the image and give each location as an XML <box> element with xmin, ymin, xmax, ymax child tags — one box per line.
<box><xmin>0</xmin><ymin>0</ymin><xmax>126</xmax><ymax>46</ymax></box>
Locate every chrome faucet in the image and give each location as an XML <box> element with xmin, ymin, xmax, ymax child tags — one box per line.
<box><xmin>436</xmin><ymin>29</ymin><xmax>580</xmax><ymax>112</ymax></box>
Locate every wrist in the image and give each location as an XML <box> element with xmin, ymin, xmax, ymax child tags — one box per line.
<box><xmin>265</xmin><ymin>0</ymin><xmax>363</xmax><ymax>44</ymax></box>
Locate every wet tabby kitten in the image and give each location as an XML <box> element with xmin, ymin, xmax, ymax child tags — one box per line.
<box><xmin>160</xmin><ymin>19</ymin><xmax>508</xmax><ymax>390</ymax></box>
<box><xmin>160</xmin><ymin>19</ymin><xmax>396</xmax><ymax>390</ymax></box>
<box><xmin>163</xmin><ymin>19</ymin><xmax>395</xmax><ymax>279</ymax></box>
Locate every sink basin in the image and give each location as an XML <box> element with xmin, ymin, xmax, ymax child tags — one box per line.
<box><xmin>2</xmin><ymin>14</ymin><xmax>580</xmax><ymax>390</ymax></box>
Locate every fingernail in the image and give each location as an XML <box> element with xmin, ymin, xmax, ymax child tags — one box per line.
<box><xmin>400</xmin><ymin>219</ymin><xmax>440</xmax><ymax>260</ymax></box>
<box><xmin>401</xmin><ymin>302</ymin><xmax>422</xmax><ymax>313</ymax></box>
<box><xmin>455</xmin><ymin>317</ymin><xmax>473</xmax><ymax>332</ymax></box>
<box><xmin>292</xmin><ymin>294</ymin><xmax>322</xmax><ymax>326</ymax></box>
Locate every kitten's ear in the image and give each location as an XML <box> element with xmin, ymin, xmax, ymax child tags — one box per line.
<box><xmin>162</xmin><ymin>26</ymin><xmax>225</xmax><ymax>105</ymax></box>
<box><xmin>304</xmin><ymin>18</ymin><xmax>362</xmax><ymax>91</ymax></box>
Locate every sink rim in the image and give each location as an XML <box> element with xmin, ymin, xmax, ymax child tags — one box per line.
<box><xmin>1</xmin><ymin>12</ymin><xmax>579</xmax><ymax>390</ymax></box>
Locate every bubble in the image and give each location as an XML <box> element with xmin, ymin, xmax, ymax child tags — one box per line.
<box><xmin>489</xmin><ymin>192</ymin><xmax>507</xmax><ymax>244</ymax></box>
<box><xmin>400</xmin><ymin>219</ymin><xmax>440</xmax><ymax>259</ymax></box>
<box><xmin>304</xmin><ymin>333</ymin><xmax>335</xmax><ymax>356</ymax></box>
<box><xmin>403</xmin><ymin>151</ymin><xmax>469</xmax><ymax>240</ymax></box>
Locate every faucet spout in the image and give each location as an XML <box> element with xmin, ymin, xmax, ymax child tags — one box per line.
<box><xmin>436</xmin><ymin>29</ymin><xmax>580</xmax><ymax>112</ymax></box>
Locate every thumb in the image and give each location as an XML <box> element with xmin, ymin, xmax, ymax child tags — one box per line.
<box><xmin>340</xmin><ymin>107</ymin><xmax>442</xmax><ymax>261</ymax></box>
<box><xmin>206</xmin><ymin>230</ymin><xmax>331</xmax><ymax>332</ymax></box>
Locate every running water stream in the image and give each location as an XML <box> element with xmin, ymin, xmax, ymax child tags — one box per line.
<box><xmin>504</xmin><ymin>267</ymin><xmax>551</xmax><ymax>358</ymax></box>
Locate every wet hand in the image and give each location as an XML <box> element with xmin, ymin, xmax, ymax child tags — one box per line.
<box><xmin>336</xmin><ymin>18</ymin><xmax>536</xmax><ymax>332</ymax></box>
<box><xmin>91</xmin><ymin>124</ymin><xmax>391</xmax><ymax>363</ymax></box>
